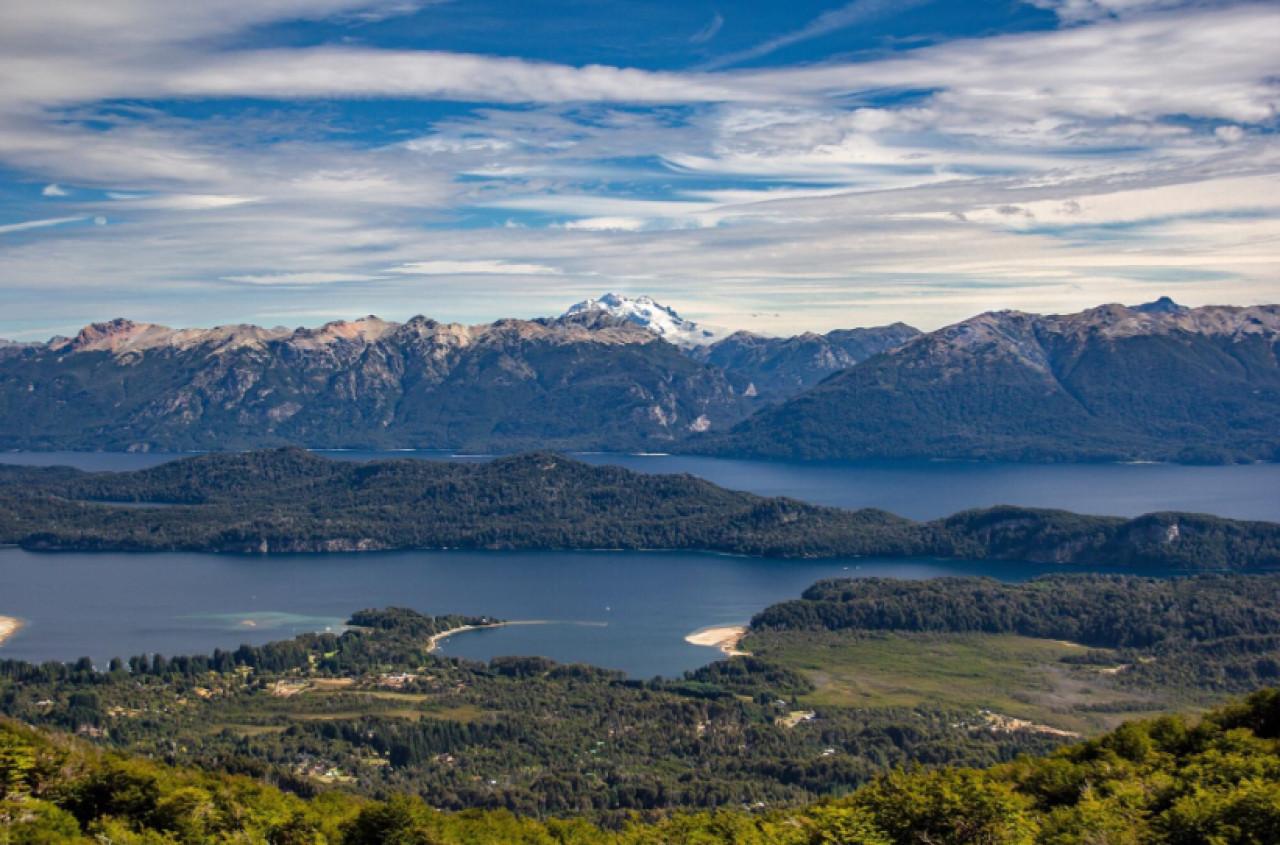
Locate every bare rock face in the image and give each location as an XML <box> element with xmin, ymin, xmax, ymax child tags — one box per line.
<box><xmin>697</xmin><ymin>300</ymin><xmax>1280</xmax><ymax>464</ymax></box>
<box><xmin>0</xmin><ymin>312</ymin><xmax>754</xmax><ymax>452</ymax></box>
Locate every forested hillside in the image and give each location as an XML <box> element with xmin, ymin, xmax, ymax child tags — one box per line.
<box><xmin>752</xmin><ymin>574</ymin><xmax>1280</xmax><ymax>699</ymax></box>
<box><xmin>695</xmin><ymin>302</ymin><xmax>1280</xmax><ymax>463</ymax></box>
<box><xmin>2</xmin><ymin>449</ymin><xmax>1280</xmax><ymax>565</ymax></box>
<box><xmin>6</xmin><ymin>676</ymin><xmax>1280</xmax><ymax>842</ymax></box>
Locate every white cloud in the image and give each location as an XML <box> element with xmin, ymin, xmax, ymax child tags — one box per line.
<box><xmin>41</xmin><ymin>183</ymin><xmax>67</xmax><ymax>196</ymax></box>
<box><xmin>108</xmin><ymin>193</ymin><xmax>259</xmax><ymax>210</ymax></box>
<box><xmin>0</xmin><ymin>215</ymin><xmax>84</xmax><ymax>234</ymax></box>
<box><xmin>689</xmin><ymin>12</ymin><xmax>724</xmax><ymax>45</ymax></box>
<box><xmin>386</xmin><ymin>260</ymin><xmax>563</xmax><ymax>275</ymax></box>
<box><xmin>561</xmin><ymin>217</ymin><xmax>648</xmax><ymax>232</ymax></box>
<box><xmin>223</xmin><ymin>272</ymin><xmax>388</xmax><ymax>285</ymax></box>
<box><xmin>0</xmin><ymin>0</ymin><xmax>1278</xmax><ymax>336</ymax></box>
<box><xmin>162</xmin><ymin>49</ymin><xmax>760</xmax><ymax>105</ymax></box>
<box><xmin>1026</xmin><ymin>0</ymin><xmax>1215</xmax><ymax>24</ymax></box>
<box><xmin>702</xmin><ymin>0</ymin><xmax>933</xmax><ymax>70</ymax></box>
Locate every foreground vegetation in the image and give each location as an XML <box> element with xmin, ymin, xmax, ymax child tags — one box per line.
<box><xmin>748</xmin><ymin>574</ymin><xmax>1280</xmax><ymax>728</ymax></box>
<box><xmin>0</xmin><ymin>609</ymin><xmax>1060</xmax><ymax>820</ymax></box>
<box><xmin>6</xmin><ymin>685</ymin><xmax>1280</xmax><ymax>842</ymax></box>
<box><xmin>10</xmin><ymin>573</ymin><xmax>1280</xmax><ymax>822</ymax></box>
<box><xmin>2</xmin><ymin>449</ymin><xmax>1279</xmax><ymax>567</ymax></box>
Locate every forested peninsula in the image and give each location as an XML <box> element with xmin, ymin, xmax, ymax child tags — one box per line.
<box><xmin>2</xmin><ymin>448</ymin><xmax>1280</xmax><ymax>567</ymax></box>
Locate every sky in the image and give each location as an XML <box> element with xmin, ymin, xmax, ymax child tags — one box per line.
<box><xmin>0</xmin><ymin>0</ymin><xmax>1277</xmax><ymax>339</ymax></box>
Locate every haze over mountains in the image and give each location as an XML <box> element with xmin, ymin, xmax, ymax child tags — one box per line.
<box><xmin>2</xmin><ymin>295</ymin><xmax>1278</xmax><ymax>463</ymax></box>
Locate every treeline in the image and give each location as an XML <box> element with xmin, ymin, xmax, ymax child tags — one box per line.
<box><xmin>2</xmin><ymin>448</ymin><xmax>1280</xmax><ymax>567</ymax></box>
<box><xmin>0</xmin><ymin>609</ymin><xmax>490</xmax><ymax>687</ymax></box>
<box><xmin>0</xmin><ymin>608</ymin><xmax>1059</xmax><ymax>819</ymax></box>
<box><xmin>753</xmin><ymin>573</ymin><xmax>1280</xmax><ymax>695</ymax></box>
<box><xmin>7</xmin><ymin>686</ymin><xmax>1280</xmax><ymax>842</ymax></box>
<box><xmin>755</xmin><ymin>574</ymin><xmax>1280</xmax><ymax>647</ymax></box>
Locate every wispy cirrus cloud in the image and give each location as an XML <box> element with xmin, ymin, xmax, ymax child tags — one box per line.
<box><xmin>689</xmin><ymin>12</ymin><xmax>724</xmax><ymax>44</ymax></box>
<box><xmin>386</xmin><ymin>260</ymin><xmax>563</xmax><ymax>276</ymax></box>
<box><xmin>0</xmin><ymin>215</ymin><xmax>85</xmax><ymax>235</ymax></box>
<box><xmin>0</xmin><ymin>0</ymin><xmax>1277</xmax><ymax>339</ymax></box>
<box><xmin>699</xmin><ymin>0</ymin><xmax>935</xmax><ymax>70</ymax></box>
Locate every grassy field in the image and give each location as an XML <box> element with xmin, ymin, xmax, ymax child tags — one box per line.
<box><xmin>746</xmin><ymin>630</ymin><xmax>1174</xmax><ymax>734</ymax></box>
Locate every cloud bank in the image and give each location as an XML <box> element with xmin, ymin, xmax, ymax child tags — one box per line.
<box><xmin>0</xmin><ymin>0</ymin><xmax>1276</xmax><ymax>337</ymax></box>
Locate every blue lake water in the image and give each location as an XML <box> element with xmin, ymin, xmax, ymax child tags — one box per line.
<box><xmin>0</xmin><ymin>548</ymin><xmax>1158</xmax><ymax>678</ymax></box>
<box><xmin>3</xmin><ymin>450</ymin><xmax>1279</xmax><ymax>521</ymax></box>
<box><xmin>1</xmin><ymin>450</ymin><xmax>1274</xmax><ymax>676</ymax></box>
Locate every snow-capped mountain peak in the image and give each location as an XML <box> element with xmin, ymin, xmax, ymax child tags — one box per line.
<box><xmin>563</xmin><ymin>293</ymin><xmax>730</xmax><ymax>346</ymax></box>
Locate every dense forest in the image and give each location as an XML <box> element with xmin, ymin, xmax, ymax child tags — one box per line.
<box><xmin>691</xmin><ymin>304</ymin><xmax>1280</xmax><ymax>464</ymax></box>
<box><xmin>2</xmin><ymin>449</ymin><xmax>1279</xmax><ymax>566</ymax></box>
<box><xmin>0</xmin><ymin>609</ymin><xmax>1062</xmax><ymax>821</ymax></box>
<box><xmin>7</xmin><ymin>682</ymin><xmax>1280</xmax><ymax>842</ymax></box>
<box><xmin>752</xmin><ymin>573</ymin><xmax>1280</xmax><ymax>697</ymax></box>
<box><xmin>11</xmin><ymin>573</ymin><xmax>1280</xmax><ymax>822</ymax></box>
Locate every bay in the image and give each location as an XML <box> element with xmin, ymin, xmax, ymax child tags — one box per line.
<box><xmin>0</xmin><ymin>547</ymin><xmax>1160</xmax><ymax>679</ymax></box>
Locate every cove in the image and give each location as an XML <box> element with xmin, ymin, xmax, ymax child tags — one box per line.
<box><xmin>0</xmin><ymin>547</ymin><xmax>1168</xmax><ymax>679</ymax></box>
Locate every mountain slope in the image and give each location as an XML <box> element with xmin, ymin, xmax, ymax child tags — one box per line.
<box><xmin>0</xmin><ymin>311</ymin><xmax>753</xmax><ymax>452</ymax></box>
<box><xmin>2</xmin><ymin>448</ymin><xmax>1278</xmax><ymax>565</ymax></box>
<box><xmin>694</xmin><ymin>302</ymin><xmax>1280</xmax><ymax>463</ymax></box>
<box><xmin>693</xmin><ymin>324</ymin><xmax>921</xmax><ymax>400</ymax></box>
<box><xmin>564</xmin><ymin>292</ymin><xmax>730</xmax><ymax>346</ymax></box>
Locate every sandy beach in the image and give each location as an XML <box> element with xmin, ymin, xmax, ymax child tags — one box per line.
<box><xmin>0</xmin><ymin>615</ymin><xmax>23</xmax><ymax>648</ymax></box>
<box><xmin>428</xmin><ymin>622</ymin><xmax>508</xmax><ymax>652</ymax></box>
<box><xmin>685</xmin><ymin>625</ymin><xmax>750</xmax><ymax>657</ymax></box>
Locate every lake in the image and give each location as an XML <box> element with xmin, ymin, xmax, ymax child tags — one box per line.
<box><xmin>3</xmin><ymin>450</ymin><xmax>1280</xmax><ymax>521</ymax></box>
<box><xmin>0</xmin><ymin>547</ymin><xmax>1166</xmax><ymax>678</ymax></box>
<box><xmin>1</xmin><ymin>449</ymin><xmax>1273</xmax><ymax>677</ymax></box>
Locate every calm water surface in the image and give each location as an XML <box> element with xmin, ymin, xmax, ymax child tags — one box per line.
<box><xmin>1</xmin><ymin>450</ymin><xmax>1272</xmax><ymax>675</ymax></box>
<box><xmin>0</xmin><ymin>548</ymin><xmax>1165</xmax><ymax>678</ymax></box>
<box><xmin>3</xmin><ymin>450</ymin><xmax>1279</xmax><ymax>521</ymax></box>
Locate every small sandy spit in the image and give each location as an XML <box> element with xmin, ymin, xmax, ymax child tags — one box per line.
<box><xmin>0</xmin><ymin>616</ymin><xmax>23</xmax><ymax>648</ymax></box>
<box><xmin>685</xmin><ymin>625</ymin><xmax>750</xmax><ymax>657</ymax></box>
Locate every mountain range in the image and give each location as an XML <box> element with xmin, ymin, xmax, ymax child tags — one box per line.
<box><xmin>696</xmin><ymin>298</ymin><xmax>1280</xmax><ymax>463</ymax></box>
<box><xmin>0</xmin><ymin>298</ymin><xmax>910</xmax><ymax>452</ymax></box>
<box><xmin>2</xmin><ymin>295</ymin><xmax>1278</xmax><ymax>462</ymax></box>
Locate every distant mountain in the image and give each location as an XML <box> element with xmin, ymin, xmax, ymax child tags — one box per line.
<box><xmin>564</xmin><ymin>293</ymin><xmax>730</xmax><ymax>347</ymax></box>
<box><xmin>563</xmin><ymin>293</ymin><xmax>920</xmax><ymax>397</ymax></box>
<box><xmin>0</xmin><ymin>311</ymin><xmax>753</xmax><ymax>452</ymax></box>
<box><xmin>692</xmin><ymin>324</ymin><xmax>921</xmax><ymax>400</ymax></box>
<box><xmin>693</xmin><ymin>301</ymin><xmax>1280</xmax><ymax>464</ymax></box>
<box><xmin>1133</xmin><ymin>295</ymin><xmax>1188</xmax><ymax>315</ymax></box>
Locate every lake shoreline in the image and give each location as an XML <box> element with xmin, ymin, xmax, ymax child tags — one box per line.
<box><xmin>428</xmin><ymin>621</ymin><xmax>512</xmax><ymax>652</ymax></box>
<box><xmin>428</xmin><ymin>619</ymin><xmax>611</xmax><ymax>652</ymax></box>
<box><xmin>685</xmin><ymin>625</ymin><xmax>750</xmax><ymax>657</ymax></box>
<box><xmin>0</xmin><ymin>616</ymin><xmax>23</xmax><ymax>647</ymax></box>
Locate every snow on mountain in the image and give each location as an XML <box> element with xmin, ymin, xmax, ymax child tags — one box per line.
<box><xmin>563</xmin><ymin>293</ymin><xmax>731</xmax><ymax>347</ymax></box>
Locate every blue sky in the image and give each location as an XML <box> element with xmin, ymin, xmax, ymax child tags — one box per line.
<box><xmin>0</xmin><ymin>0</ymin><xmax>1277</xmax><ymax>338</ymax></box>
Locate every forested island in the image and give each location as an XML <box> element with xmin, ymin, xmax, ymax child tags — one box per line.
<box><xmin>2</xmin><ymin>448</ymin><xmax>1280</xmax><ymax>567</ymax></box>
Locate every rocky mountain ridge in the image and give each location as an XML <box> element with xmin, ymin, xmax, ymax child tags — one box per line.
<box><xmin>0</xmin><ymin>311</ymin><xmax>747</xmax><ymax>452</ymax></box>
<box><xmin>0</xmin><ymin>298</ymin><xmax>920</xmax><ymax>453</ymax></box>
<box><xmin>695</xmin><ymin>300</ymin><xmax>1280</xmax><ymax>463</ymax></box>
<box><xmin>562</xmin><ymin>292</ymin><xmax>730</xmax><ymax>346</ymax></box>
